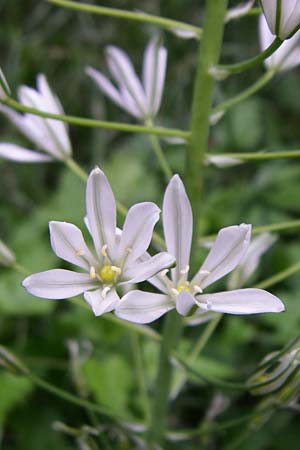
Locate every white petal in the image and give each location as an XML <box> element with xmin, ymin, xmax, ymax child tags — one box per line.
<box><xmin>106</xmin><ymin>46</ymin><xmax>147</xmax><ymax>118</ymax></box>
<box><xmin>228</xmin><ymin>232</ymin><xmax>277</xmax><ymax>289</ymax></box>
<box><xmin>118</xmin><ymin>202</ymin><xmax>160</xmax><ymax>266</ymax></box>
<box><xmin>260</xmin><ymin>0</ymin><xmax>278</xmax><ymax>35</ymax></box>
<box><xmin>193</xmin><ymin>224</ymin><xmax>251</xmax><ymax>289</ymax></box>
<box><xmin>84</xmin><ymin>288</ymin><xmax>119</xmax><ymax>316</ymax></box>
<box><xmin>49</xmin><ymin>221</ymin><xmax>98</xmax><ymax>271</ymax></box>
<box><xmin>205</xmin><ymin>154</ymin><xmax>243</xmax><ymax>168</ymax></box>
<box><xmin>280</xmin><ymin>0</ymin><xmax>300</xmax><ymax>38</ymax></box>
<box><xmin>85</xmin><ymin>66</ymin><xmax>127</xmax><ymax>111</ymax></box>
<box><xmin>22</xmin><ymin>269</ymin><xmax>98</xmax><ymax>299</ymax></box>
<box><xmin>116</xmin><ymin>290</ymin><xmax>173</xmax><ymax>324</ymax></box>
<box><xmin>122</xmin><ymin>252</ymin><xmax>174</xmax><ymax>284</ymax></box>
<box><xmin>225</xmin><ymin>0</ymin><xmax>255</xmax><ymax>22</ymax></box>
<box><xmin>176</xmin><ymin>290</ymin><xmax>196</xmax><ymax>316</ymax></box>
<box><xmin>0</xmin><ymin>143</ymin><xmax>52</xmax><ymax>162</ymax></box>
<box><xmin>163</xmin><ymin>175</ymin><xmax>193</xmax><ymax>282</ymax></box>
<box><xmin>86</xmin><ymin>167</ymin><xmax>117</xmax><ymax>260</ymax></box>
<box><xmin>142</xmin><ymin>38</ymin><xmax>167</xmax><ymax>116</ymax></box>
<box><xmin>186</xmin><ymin>309</ymin><xmax>219</xmax><ymax>326</ymax></box>
<box><xmin>138</xmin><ymin>252</ymin><xmax>169</xmax><ymax>293</ymax></box>
<box><xmin>196</xmin><ymin>288</ymin><xmax>285</xmax><ymax>315</ymax></box>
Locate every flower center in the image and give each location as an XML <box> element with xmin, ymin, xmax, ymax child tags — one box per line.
<box><xmin>176</xmin><ymin>283</ymin><xmax>191</xmax><ymax>293</ymax></box>
<box><xmin>99</xmin><ymin>264</ymin><xmax>117</xmax><ymax>283</ymax></box>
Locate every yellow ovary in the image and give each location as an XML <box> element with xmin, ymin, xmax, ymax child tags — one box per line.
<box><xmin>99</xmin><ymin>264</ymin><xmax>116</xmax><ymax>283</ymax></box>
<box><xmin>176</xmin><ymin>283</ymin><xmax>191</xmax><ymax>293</ymax></box>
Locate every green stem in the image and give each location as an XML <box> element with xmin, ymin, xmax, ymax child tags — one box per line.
<box><xmin>211</xmin><ymin>149</ymin><xmax>300</xmax><ymax>161</ymax></box>
<box><xmin>12</xmin><ymin>262</ymin><xmax>30</xmax><ymax>276</ymax></box>
<box><xmin>254</xmin><ymin>260</ymin><xmax>300</xmax><ymax>289</ymax></box>
<box><xmin>186</xmin><ymin>0</ymin><xmax>228</xmax><ymax>235</ymax></box>
<box><xmin>199</xmin><ymin>219</ymin><xmax>300</xmax><ymax>243</ymax></box>
<box><xmin>1</xmin><ymin>98</ymin><xmax>190</xmax><ymax>140</ymax></box>
<box><xmin>146</xmin><ymin>120</ymin><xmax>172</xmax><ymax>180</ymax></box>
<box><xmin>130</xmin><ymin>332</ymin><xmax>151</xmax><ymax>424</ymax></box>
<box><xmin>212</xmin><ymin>69</ymin><xmax>275</xmax><ymax>115</ymax></box>
<box><xmin>148</xmin><ymin>311</ymin><xmax>183</xmax><ymax>446</ymax></box>
<box><xmin>47</xmin><ymin>0</ymin><xmax>202</xmax><ymax>38</ymax></box>
<box><xmin>214</xmin><ymin>37</ymin><xmax>283</xmax><ymax>76</ymax></box>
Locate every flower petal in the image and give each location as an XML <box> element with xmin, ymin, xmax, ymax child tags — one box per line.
<box><xmin>138</xmin><ymin>252</ymin><xmax>169</xmax><ymax>294</ymax></box>
<box><xmin>0</xmin><ymin>143</ymin><xmax>52</xmax><ymax>162</ymax></box>
<box><xmin>86</xmin><ymin>167</ymin><xmax>117</xmax><ymax>260</ymax></box>
<box><xmin>193</xmin><ymin>224</ymin><xmax>251</xmax><ymax>289</ymax></box>
<box><xmin>118</xmin><ymin>202</ymin><xmax>160</xmax><ymax>266</ymax></box>
<box><xmin>163</xmin><ymin>174</ymin><xmax>193</xmax><ymax>282</ymax></box>
<box><xmin>84</xmin><ymin>288</ymin><xmax>119</xmax><ymax>316</ymax></box>
<box><xmin>49</xmin><ymin>221</ymin><xmax>98</xmax><ymax>271</ymax></box>
<box><xmin>116</xmin><ymin>290</ymin><xmax>173</xmax><ymax>324</ymax></box>
<box><xmin>196</xmin><ymin>288</ymin><xmax>285</xmax><ymax>315</ymax></box>
<box><xmin>122</xmin><ymin>252</ymin><xmax>175</xmax><ymax>284</ymax></box>
<box><xmin>142</xmin><ymin>37</ymin><xmax>167</xmax><ymax>116</ymax></box>
<box><xmin>106</xmin><ymin>46</ymin><xmax>147</xmax><ymax>118</ymax></box>
<box><xmin>22</xmin><ymin>269</ymin><xmax>98</xmax><ymax>299</ymax></box>
<box><xmin>85</xmin><ymin>66</ymin><xmax>126</xmax><ymax>110</ymax></box>
<box><xmin>176</xmin><ymin>290</ymin><xmax>196</xmax><ymax>316</ymax></box>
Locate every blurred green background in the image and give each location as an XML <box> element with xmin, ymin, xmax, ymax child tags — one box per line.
<box><xmin>1</xmin><ymin>1</ymin><xmax>300</xmax><ymax>449</ymax></box>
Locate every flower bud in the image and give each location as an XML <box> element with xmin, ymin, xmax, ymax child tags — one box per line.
<box><xmin>0</xmin><ymin>67</ymin><xmax>11</xmax><ymax>99</ymax></box>
<box><xmin>0</xmin><ymin>239</ymin><xmax>16</xmax><ymax>267</ymax></box>
<box><xmin>260</xmin><ymin>0</ymin><xmax>300</xmax><ymax>39</ymax></box>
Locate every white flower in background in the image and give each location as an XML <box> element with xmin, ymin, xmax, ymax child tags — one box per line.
<box><xmin>259</xmin><ymin>14</ymin><xmax>300</xmax><ymax>71</ymax></box>
<box><xmin>228</xmin><ymin>232</ymin><xmax>277</xmax><ymax>289</ymax></box>
<box><xmin>225</xmin><ymin>0</ymin><xmax>255</xmax><ymax>23</ymax></box>
<box><xmin>85</xmin><ymin>37</ymin><xmax>167</xmax><ymax>121</ymax></box>
<box><xmin>0</xmin><ymin>74</ymin><xmax>72</xmax><ymax>163</ymax></box>
<box><xmin>117</xmin><ymin>175</ymin><xmax>285</xmax><ymax>324</ymax></box>
<box><xmin>260</xmin><ymin>0</ymin><xmax>300</xmax><ymax>39</ymax></box>
<box><xmin>23</xmin><ymin>168</ymin><xmax>174</xmax><ymax>317</ymax></box>
<box><xmin>0</xmin><ymin>240</ymin><xmax>16</xmax><ymax>267</ymax></box>
<box><xmin>0</xmin><ymin>67</ymin><xmax>11</xmax><ymax>100</ymax></box>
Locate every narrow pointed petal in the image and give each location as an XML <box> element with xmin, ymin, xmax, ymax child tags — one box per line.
<box><xmin>118</xmin><ymin>202</ymin><xmax>160</xmax><ymax>266</ymax></box>
<box><xmin>49</xmin><ymin>221</ymin><xmax>98</xmax><ymax>271</ymax></box>
<box><xmin>176</xmin><ymin>290</ymin><xmax>196</xmax><ymax>316</ymax></box>
<box><xmin>196</xmin><ymin>289</ymin><xmax>285</xmax><ymax>315</ymax></box>
<box><xmin>0</xmin><ymin>143</ymin><xmax>52</xmax><ymax>162</ymax></box>
<box><xmin>85</xmin><ymin>66</ymin><xmax>126</xmax><ymax>110</ymax></box>
<box><xmin>84</xmin><ymin>288</ymin><xmax>119</xmax><ymax>316</ymax></box>
<box><xmin>260</xmin><ymin>0</ymin><xmax>278</xmax><ymax>34</ymax></box>
<box><xmin>116</xmin><ymin>290</ymin><xmax>173</xmax><ymax>324</ymax></box>
<box><xmin>142</xmin><ymin>38</ymin><xmax>167</xmax><ymax>116</ymax></box>
<box><xmin>138</xmin><ymin>252</ymin><xmax>169</xmax><ymax>294</ymax></box>
<box><xmin>106</xmin><ymin>46</ymin><xmax>147</xmax><ymax>118</ymax></box>
<box><xmin>193</xmin><ymin>224</ymin><xmax>251</xmax><ymax>289</ymax></box>
<box><xmin>122</xmin><ymin>252</ymin><xmax>174</xmax><ymax>284</ymax></box>
<box><xmin>163</xmin><ymin>175</ymin><xmax>193</xmax><ymax>282</ymax></box>
<box><xmin>280</xmin><ymin>0</ymin><xmax>300</xmax><ymax>38</ymax></box>
<box><xmin>86</xmin><ymin>168</ymin><xmax>117</xmax><ymax>260</ymax></box>
<box><xmin>22</xmin><ymin>269</ymin><xmax>98</xmax><ymax>299</ymax></box>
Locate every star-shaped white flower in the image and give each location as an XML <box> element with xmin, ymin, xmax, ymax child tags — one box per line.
<box><xmin>85</xmin><ymin>37</ymin><xmax>167</xmax><ymax>121</ymax></box>
<box><xmin>0</xmin><ymin>74</ymin><xmax>72</xmax><ymax>163</ymax></box>
<box><xmin>117</xmin><ymin>175</ymin><xmax>285</xmax><ymax>324</ymax></box>
<box><xmin>260</xmin><ymin>0</ymin><xmax>300</xmax><ymax>39</ymax></box>
<box><xmin>23</xmin><ymin>168</ymin><xmax>174</xmax><ymax>317</ymax></box>
<box><xmin>259</xmin><ymin>14</ymin><xmax>300</xmax><ymax>72</ymax></box>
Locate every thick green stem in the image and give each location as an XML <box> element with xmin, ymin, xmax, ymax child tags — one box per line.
<box><xmin>1</xmin><ymin>98</ymin><xmax>190</xmax><ymax>140</ymax></box>
<box><xmin>149</xmin><ymin>1</ymin><xmax>228</xmax><ymax>447</ymax></box>
<box><xmin>47</xmin><ymin>0</ymin><xmax>202</xmax><ymax>38</ymax></box>
<box><xmin>186</xmin><ymin>0</ymin><xmax>228</xmax><ymax>237</ymax></box>
<box><xmin>215</xmin><ymin>37</ymin><xmax>282</xmax><ymax>76</ymax></box>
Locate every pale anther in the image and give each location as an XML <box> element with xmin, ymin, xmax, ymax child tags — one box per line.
<box><xmin>198</xmin><ymin>270</ymin><xmax>211</xmax><ymax>275</ymax></box>
<box><xmin>89</xmin><ymin>266</ymin><xmax>96</xmax><ymax>279</ymax></box>
<box><xmin>171</xmin><ymin>288</ymin><xmax>179</xmax><ymax>296</ymax></box>
<box><xmin>101</xmin><ymin>286</ymin><xmax>111</xmax><ymax>299</ymax></box>
<box><xmin>160</xmin><ymin>269</ymin><xmax>169</xmax><ymax>278</ymax></box>
<box><xmin>180</xmin><ymin>265</ymin><xmax>190</xmax><ymax>275</ymax></box>
<box><xmin>193</xmin><ymin>285</ymin><xmax>203</xmax><ymax>294</ymax></box>
<box><xmin>75</xmin><ymin>250</ymin><xmax>84</xmax><ymax>256</ymax></box>
<box><xmin>101</xmin><ymin>244</ymin><xmax>108</xmax><ymax>257</ymax></box>
<box><xmin>111</xmin><ymin>265</ymin><xmax>121</xmax><ymax>274</ymax></box>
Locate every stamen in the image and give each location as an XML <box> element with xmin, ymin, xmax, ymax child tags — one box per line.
<box><xmin>75</xmin><ymin>250</ymin><xmax>84</xmax><ymax>256</ymax></box>
<box><xmin>101</xmin><ymin>244</ymin><xmax>108</xmax><ymax>257</ymax></box>
<box><xmin>198</xmin><ymin>270</ymin><xmax>211</xmax><ymax>275</ymax></box>
<box><xmin>180</xmin><ymin>265</ymin><xmax>190</xmax><ymax>275</ymax></box>
<box><xmin>171</xmin><ymin>288</ymin><xmax>179</xmax><ymax>296</ymax></box>
<box><xmin>160</xmin><ymin>269</ymin><xmax>169</xmax><ymax>278</ymax></box>
<box><xmin>89</xmin><ymin>266</ymin><xmax>96</xmax><ymax>279</ymax></box>
<box><xmin>111</xmin><ymin>265</ymin><xmax>122</xmax><ymax>274</ymax></box>
<box><xmin>126</xmin><ymin>247</ymin><xmax>132</xmax><ymax>253</ymax></box>
<box><xmin>101</xmin><ymin>286</ymin><xmax>111</xmax><ymax>298</ymax></box>
<box><xmin>193</xmin><ymin>285</ymin><xmax>203</xmax><ymax>294</ymax></box>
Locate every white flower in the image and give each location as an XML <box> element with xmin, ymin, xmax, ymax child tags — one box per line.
<box><xmin>85</xmin><ymin>37</ymin><xmax>167</xmax><ymax>121</ymax></box>
<box><xmin>117</xmin><ymin>175</ymin><xmax>285</xmax><ymax>324</ymax></box>
<box><xmin>0</xmin><ymin>240</ymin><xmax>15</xmax><ymax>267</ymax></box>
<box><xmin>228</xmin><ymin>232</ymin><xmax>277</xmax><ymax>289</ymax></box>
<box><xmin>0</xmin><ymin>74</ymin><xmax>72</xmax><ymax>163</ymax></box>
<box><xmin>0</xmin><ymin>67</ymin><xmax>11</xmax><ymax>99</ymax></box>
<box><xmin>259</xmin><ymin>14</ymin><xmax>300</xmax><ymax>71</ymax></box>
<box><xmin>225</xmin><ymin>0</ymin><xmax>255</xmax><ymax>23</ymax></box>
<box><xmin>260</xmin><ymin>0</ymin><xmax>300</xmax><ymax>39</ymax></box>
<box><xmin>22</xmin><ymin>167</ymin><xmax>174</xmax><ymax>317</ymax></box>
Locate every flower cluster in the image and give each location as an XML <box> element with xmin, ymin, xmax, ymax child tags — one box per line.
<box><xmin>23</xmin><ymin>169</ymin><xmax>285</xmax><ymax>325</ymax></box>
